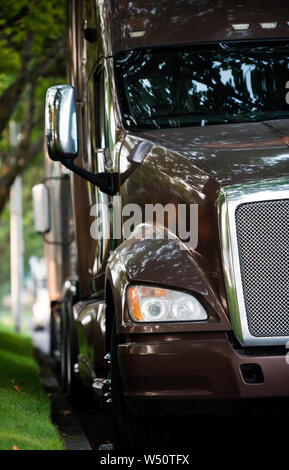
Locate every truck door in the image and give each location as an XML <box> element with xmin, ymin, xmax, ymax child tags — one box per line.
<box><xmin>87</xmin><ymin>62</ymin><xmax>113</xmax><ymax>294</ymax></box>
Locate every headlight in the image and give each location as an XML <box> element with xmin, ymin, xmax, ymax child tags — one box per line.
<box><xmin>127</xmin><ymin>286</ymin><xmax>208</xmax><ymax>323</ymax></box>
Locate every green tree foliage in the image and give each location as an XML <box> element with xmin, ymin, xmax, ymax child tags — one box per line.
<box><xmin>0</xmin><ymin>0</ymin><xmax>66</xmax><ymax>296</ymax></box>
<box><xmin>0</xmin><ymin>0</ymin><xmax>66</xmax><ymax>212</ymax></box>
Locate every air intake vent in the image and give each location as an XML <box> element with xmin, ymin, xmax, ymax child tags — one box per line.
<box><xmin>235</xmin><ymin>199</ymin><xmax>289</xmax><ymax>337</ymax></box>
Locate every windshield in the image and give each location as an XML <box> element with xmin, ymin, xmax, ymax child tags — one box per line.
<box><xmin>114</xmin><ymin>41</ymin><xmax>289</xmax><ymax>130</ymax></box>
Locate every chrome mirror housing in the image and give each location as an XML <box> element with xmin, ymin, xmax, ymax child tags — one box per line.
<box><xmin>45</xmin><ymin>85</ymin><xmax>78</xmax><ymax>161</ymax></box>
<box><xmin>44</xmin><ymin>84</ymin><xmax>118</xmax><ymax>196</ymax></box>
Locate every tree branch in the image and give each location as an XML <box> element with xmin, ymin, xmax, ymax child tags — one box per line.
<box><xmin>0</xmin><ymin>137</ymin><xmax>43</xmax><ymax>214</ymax></box>
<box><xmin>0</xmin><ymin>6</ymin><xmax>29</xmax><ymax>33</ymax></box>
<box><xmin>0</xmin><ymin>85</ymin><xmax>43</xmax><ymax>212</ymax></box>
<box><xmin>0</xmin><ymin>34</ymin><xmax>65</xmax><ymax>135</ymax></box>
<box><xmin>0</xmin><ymin>32</ymin><xmax>34</xmax><ymax>134</ymax></box>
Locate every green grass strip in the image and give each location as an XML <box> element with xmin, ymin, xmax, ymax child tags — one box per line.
<box><xmin>0</xmin><ymin>324</ymin><xmax>63</xmax><ymax>450</ymax></box>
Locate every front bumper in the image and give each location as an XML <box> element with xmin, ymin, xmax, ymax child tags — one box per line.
<box><xmin>118</xmin><ymin>332</ymin><xmax>289</xmax><ymax>402</ymax></box>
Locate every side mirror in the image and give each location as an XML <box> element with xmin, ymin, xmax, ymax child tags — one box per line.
<box><xmin>45</xmin><ymin>85</ymin><xmax>78</xmax><ymax>161</ymax></box>
<box><xmin>32</xmin><ymin>184</ymin><xmax>50</xmax><ymax>234</ymax></box>
<box><xmin>45</xmin><ymin>85</ymin><xmax>118</xmax><ymax>196</ymax></box>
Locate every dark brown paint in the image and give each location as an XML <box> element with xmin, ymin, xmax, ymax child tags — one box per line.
<box><xmin>107</xmin><ymin>0</ymin><xmax>289</xmax><ymax>54</ymax></box>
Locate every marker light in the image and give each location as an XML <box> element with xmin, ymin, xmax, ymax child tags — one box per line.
<box><xmin>127</xmin><ymin>286</ymin><xmax>208</xmax><ymax>323</ymax></box>
<box><xmin>259</xmin><ymin>22</ymin><xmax>277</xmax><ymax>29</ymax></box>
<box><xmin>128</xmin><ymin>31</ymin><xmax>146</xmax><ymax>38</ymax></box>
<box><xmin>232</xmin><ymin>24</ymin><xmax>250</xmax><ymax>31</ymax></box>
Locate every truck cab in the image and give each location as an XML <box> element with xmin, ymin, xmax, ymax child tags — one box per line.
<box><xmin>34</xmin><ymin>0</ymin><xmax>289</xmax><ymax>449</ymax></box>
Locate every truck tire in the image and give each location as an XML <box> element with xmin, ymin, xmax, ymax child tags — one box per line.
<box><xmin>60</xmin><ymin>303</ymin><xmax>67</xmax><ymax>392</ymax></box>
<box><xmin>49</xmin><ymin>309</ymin><xmax>56</xmax><ymax>358</ymax></box>
<box><xmin>111</xmin><ymin>318</ymin><xmax>169</xmax><ymax>450</ymax></box>
<box><xmin>60</xmin><ymin>299</ymin><xmax>80</xmax><ymax>401</ymax></box>
<box><xmin>50</xmin><ymin>305</ymin><xmax>61</xmax><ymax>366</ymax></box>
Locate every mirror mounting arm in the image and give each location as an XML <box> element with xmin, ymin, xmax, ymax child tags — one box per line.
<box><xmin>62</xmin><ymin>158</ymin><xmax>118</xmax><ymax>196</ymax></box>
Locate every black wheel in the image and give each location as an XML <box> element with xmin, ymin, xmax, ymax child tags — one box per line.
<box><xmin>60</xmin><ymin>299</ymin><xmax>80</xmax><ymax>400</ymax></box>
<box><xmin>49</xmin><ymin>310</ymin><xmax>55</xmax><ymax>357</ymax></box>
<box><xmin>49</xmin><ymin>305</ymin><xmax>61</xmax><ymax>370</ymax></box>
<box><xmin>111</xmin><ymin>318</ymin><xmax>170</xmax><ymax>450</ymax></box>
<box><xmin>60</xmin><ymin>303</ymin><xmax>68</xmax><ymax>392</ymax></box>
<box><xmin>50</xmin><ymin>306</ymin><xmax>59</xmax><ymax>359</ymax></box>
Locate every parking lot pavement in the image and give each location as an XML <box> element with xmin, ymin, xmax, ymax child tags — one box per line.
<box><xmin>32</xmin><ymin>327</ymin><xmax>50</xmax><ymax>355</ymax></box>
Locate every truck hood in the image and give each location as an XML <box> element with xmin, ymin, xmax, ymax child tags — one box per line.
<box><xmin>138</xmin><ymin>120</ymin><xmax>289</xmax><ymax>186</ymax></box>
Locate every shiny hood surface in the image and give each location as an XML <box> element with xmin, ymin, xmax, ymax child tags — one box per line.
<box><xmin>136</xmin><ymin>120</ymin><xmax>289</xmax><ymax>186</ymax></box>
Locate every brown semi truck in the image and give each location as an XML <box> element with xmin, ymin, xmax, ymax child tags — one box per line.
<box><xmin>33</xmin><ymin>0</ymin><xmax>289</xmax><ymax>448</ymax></box>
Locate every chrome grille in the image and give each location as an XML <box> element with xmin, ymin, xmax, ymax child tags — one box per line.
<box><xmin>235</xmin><ymin>199</ymin><xmax>289</xmax><ymax>337</ymax></box>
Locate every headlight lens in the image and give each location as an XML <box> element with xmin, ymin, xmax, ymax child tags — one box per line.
<box><xmin>127</xmin><ymin>286</ymin><xmax>208</xmax><ymax>322</ymax></box>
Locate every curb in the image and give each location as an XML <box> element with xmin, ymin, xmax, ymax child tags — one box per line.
<box><xmin>35</xmin><ymin>349</ymin><xmax>92</xmax><ymax>450</ymax></box>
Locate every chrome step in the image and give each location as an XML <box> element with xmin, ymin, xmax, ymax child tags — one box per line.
<box><xmin>73</xmin><ymin>363</ymin><xmax>80</xmax><ymax>375</ymax></box>
<box><xmin>92</xmin><ymin>377</ymin><xmax>111</xmax><ymax>403</ymax></box>
<box><xmin>104</xmin><ymin>353</ymin><xmax>111</xmax><ymax>367</ymax></box>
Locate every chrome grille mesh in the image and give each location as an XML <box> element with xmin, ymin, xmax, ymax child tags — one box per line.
<box><xmin>235</xmin><ymin>199</ymin><xmax>289</xmax><ymax>337</ymax></box>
